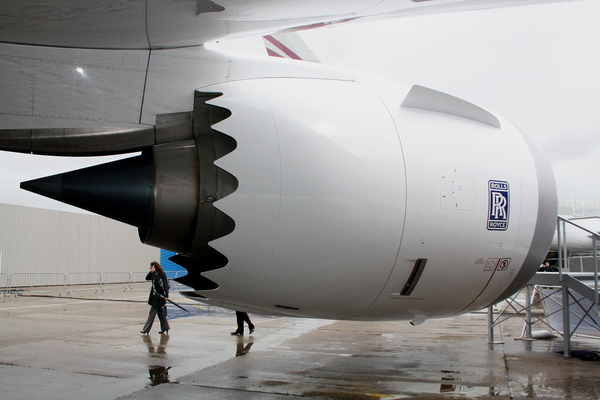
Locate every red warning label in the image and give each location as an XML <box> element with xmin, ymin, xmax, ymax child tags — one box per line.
<box><xmin>497</xmin><ymin>258</ymin><xmax>511</xmax><ymax>271</ymax></box>
<box><xmin>483</xmin><ymin>258</ymin><xmax>511</xmax><ymax>271</ymax></box>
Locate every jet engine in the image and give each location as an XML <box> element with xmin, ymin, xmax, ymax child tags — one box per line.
<box><xmin>19</xmin><ymin>76</ymin><xmax>557</xmax><ymax>322</ymax></box>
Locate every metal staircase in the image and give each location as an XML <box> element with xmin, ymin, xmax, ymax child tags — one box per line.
<box><xmin>488</xmin><ymin>216</ymin><xmax>600</xmax><ymax>356</ymax></box>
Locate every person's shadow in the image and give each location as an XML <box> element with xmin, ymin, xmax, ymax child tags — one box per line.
<box><xmin>236</xmin><ymin>336</ymin><xmax>254</xmax><ymax>357</ymax></box>
<box><xmin>143</xmin><ymin>334</ymin><xmax>171</xmax><ymax>386</ymax></box>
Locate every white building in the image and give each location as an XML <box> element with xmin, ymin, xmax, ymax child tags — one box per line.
<box><xmin>0</xmin><ymin>202</ymin><xmax>160</xmax><ymax>289</ymax></box>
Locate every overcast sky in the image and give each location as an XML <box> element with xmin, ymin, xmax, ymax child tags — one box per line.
<box><xmin>1</xmin><ymin>0</ymin><xmax>598</xmax><ymax>213</ymax></box>
<box><xmin>212</xmin><ymin>0</ymin><xmax>600</xmax><ymax>181</ymax></box>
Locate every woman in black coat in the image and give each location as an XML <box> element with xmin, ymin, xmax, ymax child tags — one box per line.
<box><xmin>141</xmin><ymin>261</ymin><xmax>170</xmax><ymax>334</ymax></box>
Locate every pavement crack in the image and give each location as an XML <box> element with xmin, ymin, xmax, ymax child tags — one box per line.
<box><xmin>501</xmin><ymin>334</ymin><xmax>514</xmax><ymax>399</ymax></box>
<box><xmin>0</xmin><ymin>361</ymin><xmax>124</xmax><ymax>379</ymax></box>
<box><xmin>187</xmin><ymin>382</ymin><xmax>306</xmax><ymax>397</ymax></box>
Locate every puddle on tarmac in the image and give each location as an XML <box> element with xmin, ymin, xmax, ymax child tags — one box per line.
<box><xmin>303</xmin><ymin>369</ymin><xmax>505</xmax><ymax>399</ymax></box>
<box><xmin>304</xmin><ymin>381</ymin><xmax>504</xmax><ymax>399</ymax></box>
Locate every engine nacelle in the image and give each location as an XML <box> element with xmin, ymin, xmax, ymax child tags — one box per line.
<box><xmin>186</xmin><ymin>76</ymin><xmax>557</xmax><ymax>320</ymax></box>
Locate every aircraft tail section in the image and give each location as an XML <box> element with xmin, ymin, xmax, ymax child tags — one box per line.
<box><xmin>262</xmin><ymin>32</ymin><xmax>320</xmax><ymax>63</ymax></box>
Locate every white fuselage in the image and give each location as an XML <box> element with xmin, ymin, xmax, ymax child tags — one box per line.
<box><xmin>551</xmin><ymin>179</ymin><xmax>600</xmax><ymax>252</ymax></box>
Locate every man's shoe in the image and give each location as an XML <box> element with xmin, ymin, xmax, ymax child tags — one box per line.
<box><xmin>249</xmin><ymin>326</ymin><xmax>255</xmax><ymax>334</ymax></box>
<box><xmin>231</xmin><ymin>331</ymin><xmax>242</xmax><ymax>336</ymax></box>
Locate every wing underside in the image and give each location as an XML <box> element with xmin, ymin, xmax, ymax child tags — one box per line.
<box><xmin>0</xmin><ymin>0</ymin><xmax>578</xmax><ymax>50</ymax></box>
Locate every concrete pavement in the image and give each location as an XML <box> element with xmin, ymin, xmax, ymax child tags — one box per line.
<box><xmin>1</xmin><ymin>283</ymin><xmax>599</xmax><ymax>399</ymax></box>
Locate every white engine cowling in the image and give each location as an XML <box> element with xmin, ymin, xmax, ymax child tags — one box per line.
<box><xmin>186</xmin><ymin>76</ymin><xmax>557</xmax><ymax>321</ymax></box>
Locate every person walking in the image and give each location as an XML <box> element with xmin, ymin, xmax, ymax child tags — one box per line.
<box><xmin>231</xmin><ymin>311</ymin><xmax>255</xmax><ymax>335</ymax></box>
<box><xmin>141</xmin><ymin>261</ymin><xmax>170</xmax><ymax>334</ymax></box>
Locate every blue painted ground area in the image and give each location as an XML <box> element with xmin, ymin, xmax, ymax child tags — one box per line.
<box><xmin>165</xmin><ymin>282</ymin><xmax>280</xmax><ymax>322</ymax></box>
<box><xmin>165</xmin><ymin>281</ymin><xmax>236</xmax><ymax>320</ymax></box>
<box><xmin>166</xmin><ymin>303</ymin><xmax>234</xmax><ymax>320</ymax></box>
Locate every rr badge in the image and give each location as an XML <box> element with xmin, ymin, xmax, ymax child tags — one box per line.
<box><xmin>487</xmin><ymin>180</ymin><xmax>509</xmax><ymax>231</ymax></box>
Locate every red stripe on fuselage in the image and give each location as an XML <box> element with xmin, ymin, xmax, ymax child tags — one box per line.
<box><xmin>453</xmin><ymin>264</ymin><xmax>500</xmax><ymax>316</ymax></box>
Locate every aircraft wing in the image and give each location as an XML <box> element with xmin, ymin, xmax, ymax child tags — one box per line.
<box><xmin>0</xmin><ymin>0</ymin><xmax>580</xmax><ymax>49</ymax></box>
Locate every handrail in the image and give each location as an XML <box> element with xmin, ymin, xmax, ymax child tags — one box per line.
<box><xmin>558</xmin><ymin>215</ymin><xmax>600</xmax><ymax>238</ymax></box>
<box><xmin>556</xmin><ymin>216</ymin><xmax>599</xmax><ymax>304</ymax></box>
<box><xmin>563</xmin><ymin>215</ymin><xmax>600</xmax><ymax>222</ymax></box>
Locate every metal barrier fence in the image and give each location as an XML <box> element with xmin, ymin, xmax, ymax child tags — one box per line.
<box><xmin>166</xmin><ymin>271</ymin><xmax>186</xmax><ymax>280</ymax></box>
<box><xmin>8</xmin><ymin>272</ymin><xmax>66</xmax><ymax>290</ymax></box>
<box><xmin>0</xmin><ymin>273</ymin><xmax>8</xmax><ymax>296</ymax></box>
<box><xmin>0</xmin><ymin>270</ymin><xmax>187</xmax><ymax>296</ymax></box>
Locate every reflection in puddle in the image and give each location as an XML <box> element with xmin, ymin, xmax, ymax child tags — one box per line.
<box><xmin>143</xmin><ymin>333</ymin><xmax>169</xmax><ymax>357</ymax></box>
<box><xmin>144</xmin><ymin>334</ymin><xmax>172</xmax><ymax>387</ymax></box>
<box><xmin>148</xmin><ymin>365</ymin><xmax>171</xmax><ymax>386</ymax></box>
<box><xmin>236</xmin><ymin>336</ymin><xmax>254</xmax><ymax>357</ymax></box>
<box><xmin>439</xmin><ymin>369</ymin><xmax>480</xmax><ymax>394</ymax></box>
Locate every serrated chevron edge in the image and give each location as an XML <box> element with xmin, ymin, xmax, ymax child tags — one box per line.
<box><xmin>172</xmin><ymin>91</ymin><xmax>238</xmax><ymax>292</ymax></box>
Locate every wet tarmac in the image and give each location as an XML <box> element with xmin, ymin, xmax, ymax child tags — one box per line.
<box><xmin>1</xmin><ymin>283</ymin><xmax>599</xmax><ymax>400</ymax></box>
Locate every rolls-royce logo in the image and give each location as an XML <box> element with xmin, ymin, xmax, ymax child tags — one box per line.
<box><xmin>487</xmin><ymin>180</ymin><xmax>509</xmax><ymax>231</ymax></box>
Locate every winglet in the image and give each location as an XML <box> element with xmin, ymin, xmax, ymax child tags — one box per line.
<box><xmin>262</xmin><ymin>32</ymin><xmax>321</xmax><ymax>63</ymax></box>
